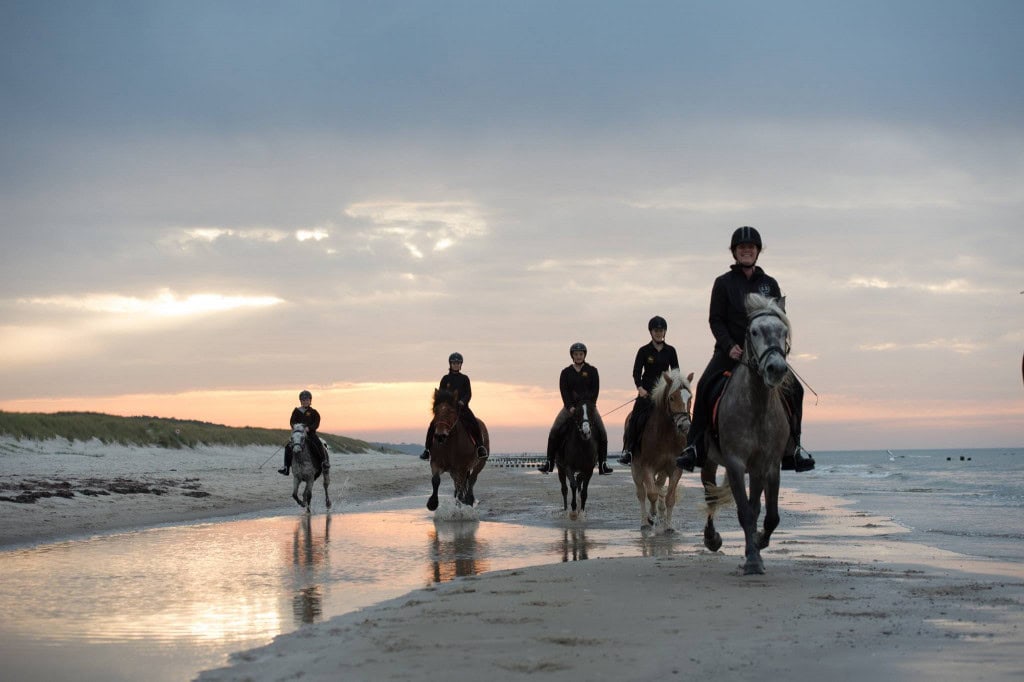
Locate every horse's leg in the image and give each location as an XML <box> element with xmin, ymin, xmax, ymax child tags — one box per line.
<box><xmin>643</xmin><ymin>469</ymin><xmax>659</xmax><ymax>527</ymax></box>
<box><xmin>568</xmin><ymin>469</ymin><xmax>579</xmax><ymax>520</ymax></box>
<box><xmin>724</xmin><ymin>460</ymin><xmax>763</xmax><ymax>575</ymax></box>
<box><xmin>558</xmin><ymin>465</ymin><xmax>569</xmax><ymax>512</ymax></box>
<box><xmin>303</xmin><ymin>480</ymin><xmax>312</xmax><ymax>515</ymax></box>
<box><xmin>631</xmin><ymin>467</ymin><xmax>649</xmax><ymax>531</ymax></box>
<box><xmin>702</xmin><ymin>463</ymin><xmax>723</xmax><ymax>551</ymax></box>
<box><xmin>464</xmin><ymin>455</ymin><xmax>485</xmax><ymax>507</ymax></box>
<box><xmin>292</xmin><ymin>474</ymin><xmax>305</xmax><ymax>508</ymax></box>
<box><xmin>662</xmin><ymin>468</ymin><xmax>683</xmax><ymax>533</ymax></box>
<box><xmin>427</xmin><ymin>467</ymin><xmax>441</xmax><ymax>511</ymax></box>
<box><xmin>757</xmin><ymin>473</ymin><xmax>781</xmax><ymax>550</ymax></box>
<box><xmin>579</xmin><ymin>470</ymin><xmax>591</xmax><ymax>516</ymax></box>
<box><xmin>322</xmin><ymin>468</ymin><xmax>331</xmax><ymax>510</ymax></box>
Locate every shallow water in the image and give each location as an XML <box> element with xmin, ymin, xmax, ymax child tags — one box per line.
<box><xmin>0</xmin><ymin>496</ymin><xmax>685</xmax><ymax>682</ymax></box>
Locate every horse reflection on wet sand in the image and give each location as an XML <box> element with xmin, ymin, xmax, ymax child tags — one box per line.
<box><xmin>701</xmin><ymin>294</ymin><xmax>793</xmax><ymax>575</ymax></box>
<box><xmin>626</xmin><ymin>369</ymin><xmax>692</xmax><ymax>534</ymax></box>
<box><xmin>427</xmin><ymin>389</ymin><xmax>488</xmax><ymax>511</ymax></box>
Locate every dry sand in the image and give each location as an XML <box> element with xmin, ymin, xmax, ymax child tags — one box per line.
<box><xmin>1</xmin><ymin>437</ymin><xmax>1022</xmax><ymax>681</ymax></box>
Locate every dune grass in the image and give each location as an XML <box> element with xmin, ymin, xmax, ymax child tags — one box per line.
<box><xmin>0</xmin><ymin>411</ymin><xmax>383</xmax><ymax>453</ymax></box>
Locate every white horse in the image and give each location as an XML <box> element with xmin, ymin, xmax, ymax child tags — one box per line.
<box><xmin>288</xmin><ymin>425</ymin><xmax>331</xmax><ymax>514</ymax></box>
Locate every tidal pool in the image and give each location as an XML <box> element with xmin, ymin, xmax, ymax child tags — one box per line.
<box><xmin>0</xmin><ymin>496</ymin><xmax>686</xmax><ymax>682</ymax></box>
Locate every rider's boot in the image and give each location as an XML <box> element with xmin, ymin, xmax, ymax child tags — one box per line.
<box><xmin>782</xmin><ymin>443</ymin><xmax>815</xmax><ymax>472</ymax></box>
<box><xmin>598</xmin><ymin>459</ymin><xmax>614</xmax><ymax>475</ymax></box>
<box><xmin>419</xmin><ymin>448</ymin><xmax>430</xmax><ymax>461</ymax></box>
<box><xmin>278</xmin><ymin>447</ymin><xmax>292</xmax><ymax>475</ymax></box>
<box><xmin>617</xmin><ymin>449</ymin><xmax>632</xmax><ymax>465</ymax></box>
<box><xmin>278</xmin><ymin>466</ymin><xmax>290</xmax><ymax>476</ymax></box>
<box><xmin>675</xmin><ymin>443</ymin><xmax>704</xmax><ymax>472</ymax></box>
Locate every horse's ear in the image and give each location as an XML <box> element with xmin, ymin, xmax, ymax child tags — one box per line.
<box><xmin>776</xmin><ymin>295</ymin><xmax>786</xmax><ymax>312</ymax></box>
<box><xmin>687</xmin><ymin>372</ymin><xmax>694</xmax><ymax>382</ymax></box>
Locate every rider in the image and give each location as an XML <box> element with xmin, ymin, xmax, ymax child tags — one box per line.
<box><xmin>618</xmin><ymin>316</ymin><xmax>680</xmax><ymax>466</ymax></box>
<box><xmin>539</xmin><ymin>342</ymin><xmax>613</xmax><ymax>476</ymax></box>
<box><xmin>419</xmin><ymin>352</ymin><xmax>489</xmax><ymax>461</ymax></box>
<box><xmin>278</xmin><ymin>390</ymin><xmax>330</xmax><ymax>475</ymax></box>
<box><xmin>676</xmin><ymin>226</ymin><xmax>814</xmax><ymax>473</ymax></box>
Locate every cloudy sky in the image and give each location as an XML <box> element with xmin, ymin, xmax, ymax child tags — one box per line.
<box><xmin>2</xmin><ymin>1</ymin><xmax>1022</xmax><ymax>452</ymax></box>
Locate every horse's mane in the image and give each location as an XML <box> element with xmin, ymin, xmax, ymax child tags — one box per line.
<box><xmin>432</xmin><ymin>388</ymin><xmax>458</xmax><ymax>412</ymax></box>
<box><xmin>650</xmin><ymin>367</ymin><xmax>690</xmax><ymax>405</ymax></box>
<box><xmin>745</xmin><ymin>293</ymin><xmax>792</xmax><ymax>335</ymax></box>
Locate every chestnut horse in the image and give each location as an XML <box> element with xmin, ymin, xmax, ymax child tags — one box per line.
<box><xmin>624</xmin><ymin>369</ymin><xmax>692</xmax><ymax>533</ymax></box>
<box><xmin>427</xmin><ymin>389</ymin><xmax>488</xmax><ymax>511</ymax></box>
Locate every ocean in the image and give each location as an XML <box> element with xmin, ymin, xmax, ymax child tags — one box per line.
<box><xmin>796</xmin><ymin>447</ymin><xmax>1024</xmax><ymax>564</ymax></box>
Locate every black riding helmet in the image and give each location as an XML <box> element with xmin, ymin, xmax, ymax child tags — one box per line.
<box><xmin>730</xmin><ymin>226</ymin><xmax>763</xmax><ymax>251</ymax></box>
<box><xmin>569</xmin><ymin>342</ymin><xmax>587</xmax><ymax>357</ymax></box>
<box><xmin>648</xmin><ymin>316</ymin><xmax>667</xmax><ymax>331</ymax></box>
<box><xmin>299</xmin><ymin>390</ymin><xmax>312</xmax><ymax>401</ymax></box>
<box><xmin>448</xmin><ymin>352</ymin><xmax>464</xmax><ymax>364</ymax></box>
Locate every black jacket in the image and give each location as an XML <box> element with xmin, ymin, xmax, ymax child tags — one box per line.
<box><xmin>709</xmin><ymin>264</ymin><xmax>782</xmax><ymax>353</ymax></box>
<box><xmin>290</xmin><ymin>406</ymin><xmax>321</xmax><ymax>434</ymax></box>
<box><xmin>632</xmin><ymin>342</ymin><xmax>680</xmax><ymax>392</ymax></box>
<box><xmin>439</xmin><ymin>371</ymin><xmax>472</xmax><ymax>404</ymax></box>
<box><xmin>559</xmin><ymin>362</ymin><xmax>600</xmax><ymax>409</ymax></box>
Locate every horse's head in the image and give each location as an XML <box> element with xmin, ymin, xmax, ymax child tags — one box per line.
<box><xmin>289</xmin><ymin>424</ymin><xmax>306</xmax><ymax>452</ymax></box>
<box><xmin>431</xmin><ymin>388</ymin><xmax>460</xmax><ymax>445</ymax></box>
<box><xmin>652</xmin><ymin>369</ymin><xmax>692</xmax><ymax>435</ymax></box>
<box><xmin>744</xmin><ymin>293</ymin><xmax>792</xmax><ymax>388</ymax></box>
<box><xmin>573</xmin><ymin>400</ymin><xmax>593</xmax><ymax>441</ymax></box>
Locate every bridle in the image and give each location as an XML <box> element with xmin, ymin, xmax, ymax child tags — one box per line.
<box><xmin>744</xmin><ymin>310</ymin><xmax>790</xmax><ymax>374</ymax></box>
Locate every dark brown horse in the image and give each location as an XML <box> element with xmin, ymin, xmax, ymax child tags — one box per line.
<box><xmin>427</xmin><ymin>389</ymin><xmax>488</xmax><ymax>511</ymax></box>
<box><xmin>625</xmin><ymin>369</ymin><xmax>692</xmax><ymax>533</ymax></box>
<box><xmin>555</xmin><ymin>400</ymin><xmax>598</xmax><ymax>520</ymax></box>
<box><xmin>701</xmin><ymin>294</ymin><xmax>792</xmax><ymax>575</ymax></box>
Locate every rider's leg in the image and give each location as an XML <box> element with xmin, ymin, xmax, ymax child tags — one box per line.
<box><xmin>593</xmin><ymin>410</ymin><xmax>613</xmax><ymax>474</ymax></box>
<box><xmin>780</xmin><ymin>380</ymin><xmax>814</xmax><ymax>472</ymax></box>
<box><xmin>420</xmin><ymin>422</ymin><xmax>434</xmax><ymax>460</ymax></box>
<box><xmin>461</xmin><ymin>406</ymin><xmax>488</xmax><ymax>459</ymax></box>
<box><xmin>678</xmin><ymin>354</ymin><xmax>731</xmax><ymax>472</ymax></box>
<box><xmin>539</xmin><ymin>409</ymin><xmax>569</xmax><ymax>474</ymax></box>
<box><xmin>278</xmin><ymin>443</ymin><xmax>293</xmax><ymax>475</ymax></box>
<box><xmin>620</xmin><ymin>397</ymin><xmax>651</xmax><ymax>465</ymax></box>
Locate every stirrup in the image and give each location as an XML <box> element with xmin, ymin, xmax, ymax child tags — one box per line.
<box><xmin>278</xmin><ymin>466</ymin><xmax>289</xmax><ymax>476</ymax></box>
<box><xmin>419</xmin><ymin>449</ymin><xmax>430</xmax><ymax>461</ymax></box>
<box><xmin>476</xmin><ymin>446</ymin><xmax>488</xmax><ymax>459</ymax></box>
<box><xmin>617</xmin><ymin>451</ymin><xmax>632</xmax><ymax>465</ymax></box>
<box><xmin>538</xmin><ymin>460</ymin><xmax>555</xmax><ymax>474</ymax></box>
<box><xmin>792</xmin><ymin>446</ymin><xmax>815</xmax><ymax>472</ymax></box>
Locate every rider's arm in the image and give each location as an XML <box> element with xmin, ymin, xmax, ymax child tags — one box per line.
<box><xmin>709</xmin><ymin>276</ymin><xmax>735</xmax><ymax>351</ymax></box>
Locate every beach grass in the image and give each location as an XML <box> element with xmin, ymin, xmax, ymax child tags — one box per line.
<box><xmin>0</xmin><ymin>410</ymin><xmax>381</xmax><ymax>453</ymax></box>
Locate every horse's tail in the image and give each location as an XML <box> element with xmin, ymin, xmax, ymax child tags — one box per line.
<box><xmin>701</xmin><ymin>481</ymin><xmax>735</xmax><ymax>517</ymax></box>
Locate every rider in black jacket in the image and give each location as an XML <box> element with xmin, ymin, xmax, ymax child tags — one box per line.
<box><xmin>618</xmin><ymin>316</ymin><xmax>680</xmax><ymax>465</ymax></box>
<box><xmin>278</xmin><ymin>390</ymin><xmax>329</xmax><ymax>475</ymax></box>
<box><xmin>539</xmin><ymin>342</ymin><xmax>613</xmax><ymax>475</ymax></box>
<box><xmin>676</xmin><ymin>226</ymin><xmax>814</xmax><ymax>473</ymax></box>
<box><xmin>420</xmin><ymin>352</ymin><xmax>489</xmax><ymax>461</ymax></box>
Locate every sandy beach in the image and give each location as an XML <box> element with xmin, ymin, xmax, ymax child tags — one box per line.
<box><xmin>2</xmin><ymin>437</ymin><xmax>1022</xmax><ymax>681</ymax></box>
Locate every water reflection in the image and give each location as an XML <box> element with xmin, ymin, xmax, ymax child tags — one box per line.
<box><xmin>0</xmin><ymin>508</ymin><xmax>646</xmax><ymax>682</ymax></box>
<box><xmin>290</xmin><ymin>515</ymin><xmax>332</xmax><ymax>624</ymax></box>
<box><xmin>429</xmin><ymin>520</ymin><xmax>488</xmax><ymax>582</ymax></box>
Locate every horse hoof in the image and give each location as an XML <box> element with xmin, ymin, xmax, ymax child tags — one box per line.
<box><xmin>743</xmin><ymin>558</ymin><xmax>766</xmax><ymax>575</ymax></box>
<box><xmin>569</xmin><ymin>511</ymin><xmax>578</xmax><ymax>521</ymax></box>
<box><xmin>704</xmin><ymin>533</ymin><xmax>723</xmax><ymax>552</ymax></box>
<box><xmin>325</xmin><ymin>500</ymin><xmax>332</xmax><ymax>509</ymax></box>
<box><xmin>663</xmin><ymin>527</ymin><xmax>676</xmax><ymax>535</ymax></box>
<box><xmin>427</xmin><ymin>498</ymin><xmax>439</xmax><ymax>511</ymax></box>
<box><xmin>640</xmin><ymin>524</ymin><xmax>653</xmax><ymax>534</ymax></box>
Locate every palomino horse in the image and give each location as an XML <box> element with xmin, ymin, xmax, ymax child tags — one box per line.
<box><xmin>702</xmin><ymin>293</ymin><xmax>792</xmax><ymax>575</ymax></box>
<box><xmin>288</xmin><ymin>424</ymin><xmax>331</xmax><ymax>514</ymax></box>
<box><xmin>555</xmin><ymin>400</ymin><xmax>598</xmax><ymax>520</ymax></box>
<box><xmin>626</xmin><ymin>368</ymin><xmax>693</xmax><ymax>533</ymax></box>
<box><xmin>427</xmin><ymin>389</ymin><xmax>489</xmax><ymax>511</ymax></box>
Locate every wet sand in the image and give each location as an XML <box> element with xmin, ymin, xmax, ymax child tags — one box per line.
<box><xmin>1</xmin><ymin>437</ymin><xmax>1022</xmax><ymax>680</ymax></box>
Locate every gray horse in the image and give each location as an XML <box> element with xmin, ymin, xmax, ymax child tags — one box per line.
<box><xmin>288</xmin><ymin>425</ymin><xmax>331</xmax><ymax>514</ymax></box>
<box><xmin>702</xmin><ymin>294</ymin><xmax>792</xmax><ymax>575</ymax></box>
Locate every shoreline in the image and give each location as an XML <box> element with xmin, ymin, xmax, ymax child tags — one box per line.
<box><xmin>2</xmin><ymin>438</ymin><xmax>1022</xmax><ymax>680</ymax></box>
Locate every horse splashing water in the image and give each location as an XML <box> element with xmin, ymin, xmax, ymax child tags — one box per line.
<box><xmin>288</xmin><ymin>424</ymin><xmax>331</xmax><ymax>514</ymax></box>
<box><xmin>626</xmin><ymin>369</ymin><xmax>692</xmax><ymax>534</ymax></box>
<box><xmin>427</xmin><ymin>389</ymin><xmax>488</xmax><ymax>512</ymax></box>
<box><xmin>701</xmin><ymin>293</ymin><xmax>792</xmax><ymax>575</ymax></box>
<box><xmin>555</xmin><ymin>400</ymin><xmax>598</xmax><ymax>520</ymax></box>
